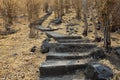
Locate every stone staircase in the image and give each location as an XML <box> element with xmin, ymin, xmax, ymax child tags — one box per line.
<box><xmin>39</xmin><ymin>39</ymin><xmax>98</xmax><ymax>80</ymax></box>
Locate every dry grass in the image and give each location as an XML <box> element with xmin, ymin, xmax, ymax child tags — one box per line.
<box><xmin>0</xmin><ymin>18</ymin><xmax>46</xmax><ymax>80</ymax></box>
<box><xmin>0</xmin><ymin>0</ymin><xmax>120</xmax><ymax>80</ymax></box>
<box><xmin>0</xmin><ymin>12</ymin><xmax>120</xmax><ymax>79</ymax></box>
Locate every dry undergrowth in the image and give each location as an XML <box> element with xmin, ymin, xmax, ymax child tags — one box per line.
<box><xmin>0</xmin><ymin>19</ymin><xmax>46</xmax><ymax>80</ymax></box>
<box><xmin>0</xmin><ymin>0</ymin><xmax>120</xmax><ymax>80</ymax></box>
<box><xmin>0</xmin><ymin>14</ymin><xmax>120</xmax><ymax>80</ymax></box>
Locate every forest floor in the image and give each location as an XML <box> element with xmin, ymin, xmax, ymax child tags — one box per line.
<box><xmin>0</xmin><ymin>12</ymin><xmax>120</xmax><ymax>80</ymax></box>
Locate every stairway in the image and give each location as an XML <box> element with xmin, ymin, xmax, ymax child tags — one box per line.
<box><xmin>39</xmin><ymin>39</ymin><xmax>98</xmax><ymax>80</ymax></box>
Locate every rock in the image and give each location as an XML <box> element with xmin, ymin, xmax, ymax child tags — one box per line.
<box><xmin>30</xmin><ymin>46</ymin><xmax>37</xmax><ymax>53</ymax></box>
<box><xmin>114</xmin><ymin>47</ymin><xmax>120</xmax><ymax>57</ymax></box>
<box><xmin>40</xmin><ymin>38</ymin><xmax>50</xmax><ymax>53</ymax></box>
<box><xmin>90</xmin><ymin>48</ymin><xmax>106</xmax><ymax>59</ymax></box>
<box><xmin>85</xmin><ymin>62</ymin><xmax>113</xmax><ymax>80</ymax></box>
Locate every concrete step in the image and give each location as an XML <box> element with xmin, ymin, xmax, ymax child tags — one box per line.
<box><xmin>57</xmin><ymin>39</ymin><xmax>90</xmax><ymax>43</ymax></box>
<box><xmin>46</xmin><ymin>32</ymin><xmax>82</xmax><ymax>40</ymax></box>
<box><xmin>40</xmin><ymin>71</ymin><xmax>85</xmax><ymax>80</ymax></box>
<box><xmin>55</xmin><ymin>43</ymin><xmax>97</xmax><ymax>53</ymax></box>
<box><xmin>46</xmin><ymin>52</ymin><xmax>91</xmax><ymax>60</ymax></box>
<box><xmin>35</xmin><ymin>26</ymin><xmax>59</xmax><ymax>32</ymax></box>
<box><xmin>40</xmin><ymin>59</ymin><xmax>92</xmax><ymax>76</ymax></box>
<box><xmin>56</xmin><ymin>43</ymin><xmax>96</xmax><ymax>46</ymax></box>
<box><xmin>48</xmin><ymin>43</ymin><xmax>97</xmax><ymax>53</ymax></box>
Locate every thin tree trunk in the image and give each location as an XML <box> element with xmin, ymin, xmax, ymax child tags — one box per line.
<box><xmin>82</xmin><ymin>0</ymin><xmax>88</xmax><ymax>37</ymax></box>
<box><xmin>90</xmin><ymin>1</ymin><xmax>99</xmax><ymax>40</ymax></box>
<box><xmin>104</xmin><ymin>13</ymin><xmax>111</xmax><ymax>51</ymax></box>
